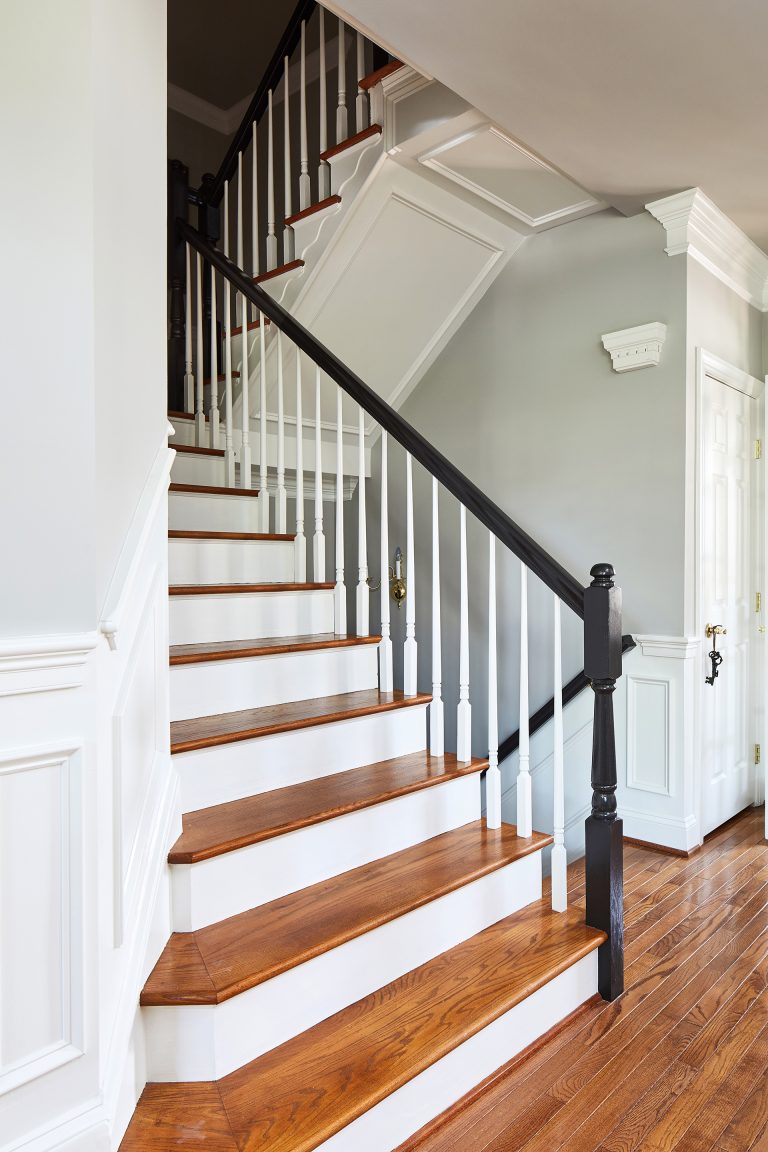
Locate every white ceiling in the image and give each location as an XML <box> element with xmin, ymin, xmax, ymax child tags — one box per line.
<box><xmin>325</xmin><ymin>0</ymin><xmax>768</xmax><ymax>252</ymax></box>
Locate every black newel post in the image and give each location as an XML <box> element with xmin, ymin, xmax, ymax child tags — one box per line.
<box><xmin>584</xmin><ymin>563</ymin><xmax>624</xmax><ymax>1001</ymax></box>
<box><xmin>167</xmin><ymin>159</ymin><xmax>189</xmax><ymax>412</ymax></box>
<box><xmin>198</xmin><ymin>172</ymin><xmax>221</xmax><ymax>382</ymax></box>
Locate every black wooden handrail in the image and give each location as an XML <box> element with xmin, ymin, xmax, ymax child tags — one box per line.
<box><xmin>178</xmin><ymin>220</ymin><xmax>587</xmax><ymax>615</ymax></box>
<box><xmin>206</xmin><ymin>0</ymin><xmax>316</xmax><ymax>206</ymax></box>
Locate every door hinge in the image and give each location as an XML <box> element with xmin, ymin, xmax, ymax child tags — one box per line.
<box><xmin>755</xmin><ymin>439</ymin><xmax>762</xmax><ymax>460</ymax></box>
<box><xmin>757</xmin><ymin>592</ymin><xmax>762</xmax><ymax>614</ymax></box>
<box><xmin>755</xmin><ymin>744</ymin><xmax>761</xmax><ymax>766</ymax></box>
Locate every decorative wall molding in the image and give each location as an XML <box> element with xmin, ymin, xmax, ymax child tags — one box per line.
<box><xmin>601</xmin><ymin>322</ymin><xmax>667</xmax><ymax>373</ymax></box>
<box><xmin>0</xmin><ymin>634</ymin><xmax>99</xmax><ymax>697</ymax></box>
<box><xmin>378</xmin><ymin>65</ymin><xmax>435</xmax><ymax>152</ymax></box>
<box><xmin>635</xmin><ymin>634</ymin><xmax>700</xmax><ymax>660</ymax></box>
<box><xmin>646</xmin><ymin>188</ymin><xmax>768</xmax><ymax>312</ymax></box>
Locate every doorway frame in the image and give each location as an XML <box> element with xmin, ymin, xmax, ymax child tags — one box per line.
<box><xmin>690</xmin><ymin>348</ymin><xmax>765</xmax><ymax>841</ymax></box>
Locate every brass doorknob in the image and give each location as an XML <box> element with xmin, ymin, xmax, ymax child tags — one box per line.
<box><xmin>705</xmin><ymin>623</ymin><xmax>727</xmax><ymax>639</ymax></box>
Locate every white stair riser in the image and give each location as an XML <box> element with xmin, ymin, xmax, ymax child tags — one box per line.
<box><xmin>168</xmin><ymin>537</ymin><xmax>295</xmax><ymax>586</ymax></box>
<box><xmin>147</xmin><ymin>851</ymin><xmax>541</xmax><ymax>1081</ymax></box>
<box><xmin>316</xmin><ymin>952</ymin><xmax>599</xmax><ymax>1152</ymax></box>
<box><xmin>292</xmin><ymin>202</ymin><xmax>342</xmax><ymax>261</ymax></box>
<box><xmin>171</xmin><ymin>645</ymin><xmax>379</xmax><ymax>721</ymax></box>
<box><xmin>169</xmin><ymin>588</ymin><xmax>334</xmax><ymax>645</ymax></box>
<box><xmin>171</xmin><ymin>453</ymin><xmax>226</xmax><ymax>486</ymax></box>
<box><xmin>176</xmin><ymin>702</ymin><xmax>428</xmax><ymax>813</ymax></box>
<box><xmin>169</xmin><ymin>420</ymin><xmax>198</xmax><ymax>446</ymax></box>
<box><xmin>172</xmin><ymin>762</ymin><xmax>474</xmax><ymax>930</ymax></box>
<box><xmin>169</xmin><ymin>490</ymin><xmax>263</xmax><ymax>533</ymax></box>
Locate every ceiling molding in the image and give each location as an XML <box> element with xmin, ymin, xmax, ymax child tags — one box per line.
<box><xmin>601</xmin><ymin>322</ymin><xmax>667</xmax><ymax>372</ymax></box>
<box><xmin>168</xmin><ymin>82</ymin><xmax>253</xmax><ymax>136</ymax></box>
<box><xmin>646</xmin><ymin>188</ymin><xmax>768</xmax><ymax>312</ymax></box>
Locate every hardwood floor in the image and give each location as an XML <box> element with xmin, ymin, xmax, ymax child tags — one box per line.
<box><xmin>399</xmin><ymin>805</ymin><xmax>768</xmax><ymax>1152</ymax></box>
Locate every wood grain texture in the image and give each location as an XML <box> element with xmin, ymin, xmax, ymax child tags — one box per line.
<box><xmin>284</xmin><ymin>195</ymin><xmax>342</xmax><ymax>227</ymax></box>
<box><xmin>169</xmin><ymin>483</ymin><xmax>261</xmax><ymax>498</ymax></box>
<box><xmin>170</xmin><ymin>688</ymin><xmax>431</xmax><ymax>755</ymax></box>
<box><xmin>168</xmin><ymin>582</ymin><xmax>334</xmax><ymax>596</ymax></box>
<box><xmin>231</xmin><ymin>316</ymin><xmax>270</xmax><ymax>338</ymax></box>
<box><xmin>359</xmin><ymin>60</ymin><xmax>404</xmax><ymax>90</ymax></box>
<box><xmin>143</xmin><ymin>822</ymin><xmax>552</xmax><ymax>1004</ymax></box>
<box><xmin>169</xmin><ymin>632</ymin><xmax>381</xmax><ymax>665</ymax></box>
<box><xmin>168</xmin><ymin>531</ymin><xmax>295</xmax><ymax>541</ymax></box>
<box><xmin>174</xmin><ymin>444</ymin><xmax>226</xmax><ymax>457</ymax></box>
<box><xmin>319</xmin><ymin>124</ymin><xmax>383</xmax><ymax>161</ymax></box>
<box><xmin>168</xmin><ymin>751</ymin><xmax>486</xmax><ymax>863</ymax></box>
<box><xmin>169</xmin><ymin>409</ymin><xmax>199</xmax><ymax>421</ymax></box>
<box><xmin>253</xmin><ymin>259</ymin><xmax>304</xmax><ymax>284</ymax></box>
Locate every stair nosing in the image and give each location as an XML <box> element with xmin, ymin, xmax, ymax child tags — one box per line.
<box><xmin>174</xmin><ymin>443</ymin><xmax>226</xmax><ymax>458</ymax></box>
<box><xmin>319</xmin><ymin>123</ymin><xmax>383</xmax><ymax>162</ymax></box>
<box><xmin>284</xmin><ymin>194</ymin><xmax>342</xmax><ymax>228</ymax></box>
<box><xmin>169</xmin><ymin>482</ymin><xmax>260</xmax><ymax>498</ymax></box>
<box><xmin>144</xmin><ymin>822</ymin><xmax>552</xmax><ymax>1005</ymax></box>
<box><xmin>169</xmin><ymin>633</ymin><xmax>382</xmax><ymax>665</ymax></box>
<box><xmin>253</xmin><ymin>258</ymin><xmax>304</xmax><ymax>284</ymax></box>
<box><xmin>168</xmin><ymin>530</ymin><xmax>295</xmax><ymax>541</ymax></box>
<box><xmin>169</xmin><ymin>582</ymin><xmax>335</xmax><ymax>595</ymax></box>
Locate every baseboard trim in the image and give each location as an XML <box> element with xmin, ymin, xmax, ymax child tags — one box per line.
<box><xmin>623</xmin><ymin>835</ymin><xmax>699</xmax><ymax>859</ymax></box>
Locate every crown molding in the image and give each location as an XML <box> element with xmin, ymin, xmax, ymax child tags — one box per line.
<box><xmin>601</xmin><ymin>322</ymin><xmax>667</xmax><ymax>372</ymax></box>
<box><xmin>168</xmin><ymin>82</ymin><xmax>253</xmax><ymax>136</ymax></box>
<box><xmin>646</xmin><ymin>188</ymin><xmax>768</xmax><ymax>312</ymax></box>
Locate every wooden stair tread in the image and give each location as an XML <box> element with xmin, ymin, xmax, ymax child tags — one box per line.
<box><xmin>359</xmin><ymin>60</ymin><xmax>405</xmax><ymax>90</ymax></box>
<box><xmin>169</xmin><ymin>632</ymin><xmax>382</xmax><ymax>665</ymax></box>
<box><xmin>168</xmin><ymin>582</ymin><xmax>334</xmax><ymax>595</ymax></box>
<box><xmin>168</xmin><ymin>409</ymin><xmax>204</xmax><ymax>422</ymax></box>
<box><xmin>174</xmin><ymin>443</ymin><xmax>225</xmax><ymax>458</ymax></box>
<box><xmin>122</xmin><ymin>903</ymin><xmax>604</xmax><ymax>1152</ymax></box>
<box><xmin>170</xmin><ymin>689</ymin><xmax>431</xmax><ymax>755</ymax></box>
<box><xmin>230</xmin><ymin>316</ymin><xmax>271</xmax><ymax>337</ymax></box>
<box><xmin>319</xmin><ymin>124</ymin><xmax>383</xmax><ymax>161</ymax></box>
<box><xmin>284</xmin><ymin>194</ymin><xmax>341</xmax><ymax>227</ymax></box>
<box><xmin>203</xmin><ymin>372</ymin><xmax>240</xmax><ymax>384</ymax></box>
<box><xmin>168</xmin><ymin>530</ymin><xmax>295</xmax><ymax>541</ymax></box>
<box><xmin>169</xmin><ymin>483</ymin><xmax>260</xmax><ymax>498</ymax></box>
<box><xmin>143</xmin><ymin>821</ymin><xmax>551</xmax><ymax>1005</ymax></box>
<box><xmin>253</xmin><ymin>259</ymin><xmax>304</xmax><ymax>284</ymax></box>
<box><xmin>169</xmin><ymin>751</ymin><xmax>486</xmax><ymax>862</ymax></box>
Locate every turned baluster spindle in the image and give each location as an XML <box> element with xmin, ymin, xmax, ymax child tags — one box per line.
<box><xmin>252</xmin><ymin>121</ymin><xmax>259</xmax><ymax>281</ymax></box>
<box><xmin>299</xmin><ymin>20</ymin><xmax>310</xmax><ymax>211</ymax></box>
<box><xmin>295</xmin><ymin>353</ymin><xmax>306</xmax><ymax>581</ymax></box>
<box><xmin>318</xmin><ymin>7</ymin><xmax>330</xmax><ymax>199</ymax></box>
<box><xmin>283</xmin><ymin>56</ymin><xmax>294</xmax><ymax>263</ymax></box>
<box><xmin>430</xmin><ymin>477</ymin><xmax>444</xmax><ymax>755</ymax></box>
<box><xmin>236</xmin><ymin>150</ymin><xmax>244</xmax><ymax>326</ymax></box>
<box><xmin>487</xmin><ymin>533</ymin><xmax>501</xmax><ymax>826</ymax></box>
<box><xmin>551</xmin><ymin>596</ymin><xmax>567</xmax><ymax>911</ymax></box>
<box><xmin>267</xmin><ymin>89</ymin><xmax>277</xmax><ymax>270</ymax></box>
<box><xmin>334</xmin><ymin>385</ymin><xmax>347</xmax><ymax>634</ymax></box>
<box><xmin>240</xmin><ymin>290</ymin><xmax>251</xmax><ymax>487</ymax></box>
<box><xmin>337</xmin><ymin>18</ymin><xmax>348</xmax><ymax>144</ymax></box>
<box><xmin>184</xmin><ymin>242</ymin><xmax>193</xmax><ymax>412</ymax></box>
<box><xmin>356</xmin><ymin>406</ymin><xmax>369</xmax><ymax>635</ymax></box>
<box><xmin>276</xmin><ymin>329</ymin><xmax>287</xmax><ymax>530</ymax></box>
<box><xmin>222</xmin><ymin>182</ymin><xmax>235</xmax><ymax>486</ymax></box>
<box><xmin>517</xmin><ymin>562</ymin><xmax>532</xmax><ymax>836</ymax></box>
<box><xmin>356</xmin><ymin>32</ymin><xmax>368</xmax><ymax>132</ymax></box>
<box><xmin>258</xmin><ymin>316</ymin><xmax>269</xmax><ymax>528</ymax></box>
<box><xmin>195</xmin><ymin>252</ymin><xmax>205</xmax><ymax>445</ymax></box>
<box><xmin>209</xmin><ymin>264</ymin><xmax>220</xmax><ymax>448</ymax></box>
<box><xmin>379</xmin><ymin>430</ymin><xmax>393</xmax><ymax>691</ymax></box>
<box><xmin>313</xmin><ymin>365</ymin><xmax>325</xmax><ymax>580</ymax></box>
<box><xmin>403</xmin><ymin>453</ymin><xmax>417</xmax><ymax>695</ymax></box>
<box><xmin>457</xmin><ymin>505</ymin><xmax>472</xmax><ymax>761</ymax></box>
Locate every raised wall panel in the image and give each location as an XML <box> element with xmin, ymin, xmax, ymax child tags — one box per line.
<box><xmin>627</xmin><ymin>676</ymin><xmax>671</xmax><ymax>796</ymax></box>
<box><xmin>0</xmin><ymin>747</ymin><xmax>82</xmax><ymax>1094</ymax></box>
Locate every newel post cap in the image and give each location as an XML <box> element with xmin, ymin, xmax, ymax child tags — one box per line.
<box><xmin>584</xmin><ymin>563</ymin><xmax>622</xmax><ymax>681</ymax></box>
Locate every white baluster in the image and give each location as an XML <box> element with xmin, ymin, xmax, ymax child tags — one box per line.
<box><xmin>517</xmin><ymin>563</ymin><xmax>532</xmax><ymax>836</ymax></box>
<box><xmin>337</xmin><ymin>18</ymin><xmax>348</xmax><ymax>143</ymax></box>
<box><xmin>283</xmin><ymin>55</ymin><xmax>294</xmax><ymax>263</ymax></box>
<box><xmin>184</xmin><ymin>242</ymin><xmax>194</xmax><ymax>412</ymax></box>
<box><xmin>313</xmin><ymin>365</ymin><xmax>325</xmax><ymax>579</ymax></box>
<box><xmin>457</xmin><ymin>505</ymin><xmax>472</xmax><ymax>761</ymax></box>
<box><xmin>236</xmin><ymin>150</ymin><xmax>244</xmax><ymax>326</ymax></box>
<box><xmin>276</xmin><ymin>329</ymin><xmax>287</xmax><ymax>530</ymax></box>
<box><xmin>430</xmin><ymin>477</ymin><xmax>444</xmax><ymax>755</ymax></box>
<box><xmin>240</xmin><ymin>290</ymin><xmax>251</xmax><ymax>486</ymax></box>
<box><xmin>222</xmin><ymin>182</ymin><xmax>235</xmax><ymax>486</ymax></box>
<box><xmin>379</xmin><ymin>430</ymin><xmax>393</xmax><ymax>691</ymax></box>
<box><xmin>356</xmin><ymin>406</ymin><xmax>369</xmax><ymax>634</ymax></box>
<box><xmin>403</xmin><ymin>453</ymin><xmax>417</xmax><ymax>696</ymax></box>
<box><xmin>552</xmin><ymin>595</ymin><xmax>567</xmax><ymax>912</ymax></box>
<box><xmin>334</xmin><ymin>385</ymin><xmax>347</xmax><ymax>634</ymax></box>
<box><xmin>299</xmin><ymin>20</ymin><xmax>310</xmax><ymax>211</ymax></box>
<box><xmin>487</xmin><ymin>533</ymin><xmax>501</xmax><ymax>827</ymax></box>
<box><xmin>318</xmin><ymin>7</ymin><xmax>330</xmax><ymax>199</ymax></box>
<box><xmin>195</xmin><ymin>252</ymin><xmax>205</xmax><ymax>445</ymax></box>
<box><xmin>267</xmin><ymin>89</ymin><xmax>277</xmax><ymax>270</ymax></box>
<box><xmin>252</xmin><ymin>121</ymin><xmax>259</xmax><ymax>279</ymax></box>
<box><xmin>258</xmin><ymin>316</ymin><xmax>269</xmax><ymax>528</ymax></box>
<box><xmin>295</xmin><ymin>352</ymin><xmax>306</xmax><ymax>581</ymax></box>
<box><xmin>209</xmin><ymin>265</ymin><xmax>220</xmax><ymax>448</ymax></box>
<box><xmin>356</xmin><ymin>32</ymin><xmax>367</xmax><ymax>133</ymax></box>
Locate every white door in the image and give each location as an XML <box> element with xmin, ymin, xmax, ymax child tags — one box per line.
<box><xmin>701</xmin><ymin>374</ymin><xmax>758</xmax><ymax>836</ymax></box>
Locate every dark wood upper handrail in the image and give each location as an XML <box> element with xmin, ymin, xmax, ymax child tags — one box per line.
<box><xmin>178</xmin><ymin>220</ymin><xmax>587</xmax><ymax>615</ymax></box>
<box><xmin>206</xmin><ymin>0</ymin><xmax>316</xmax><ymax>206</ymax></box>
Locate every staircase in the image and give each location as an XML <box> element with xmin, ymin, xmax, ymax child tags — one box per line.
<box><xmin>121</xmin><ymin>6</ymin><xmax>626</xmax><ymax>1148</ymax></box>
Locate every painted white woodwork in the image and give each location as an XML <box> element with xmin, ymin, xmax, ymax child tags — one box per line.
<box><xmin>517</xmin><ymin>563</ymin><xmax>532</xmax><ymax>837</ymax></box>
<box><xmin>291</xmin><ymin>194</ymin><xmax>344</xmax><ymax>261</ymax></box>
<box><xmin>168</xmin><ymin>488</ymin><xmax>264</xmax><ymax>533</ymax></box>
<box><xmin>168</xmin><ymin>536</ymin><xmax>294</xmax><ymax>586</ymax></box>
<box><xmin>259</xmin><ymin>316</ymin><xmax>269</xmax><ymax>528</ymax></box>
<box><xmin>355</xmin><ymin>31</ymin><xmax>367</xmax><ymax>133</ymax></box>
<box><xmin>252</xmin><ymin>120</ymin><xmax>259</xmax><ymax>278</ymax></box>
<box><xmin>379</xmin><ymin>431</ymin><xmax>394</xmax><ymax>692</ymax></box>
<box><xmin>456</xmin><ymin>504</ymin><xmax>471</xmax><ymax>761</ymax></box>
<box><xmin>429</xmin><ymin>477</ymin><xmax>444</xmax><ymax>755</ymax></box>
<box><xmin>601</xmin><ymin>322</ymin><xmax>667</xmax><ymax>373</ymax></box>
<box><xmin>267</xmin><ymin>88</ymin><xmax>277</xmax><ymax>270</ymax></box>
<box><xmin>299</xmin><ymin>20</ymin><xmax>311</xmax><ymax>211</ymax></box>
<box><xmin>551</xmin><ymin>596</ymin><xmax>567</xmax><ymax>912</ymax></box>
<box><xmin>240</xmin><ymin>291</ymin><xmax>252</xmax><ymax>486</ymax></box>
<box><xmin>195</xmin><ymin>251</ymin><xmax>205</xmax><ymax>445</ymax></box>
<box><xmin>403</xmin><ymin>453</ymin><xmax>418</xmax><ymax>694</ymax></box>
<box><xmin>283</xmin><ymin>55</ymin><xmax>295</xmax><ymax>264</ymax></box>
<box><xmin>335</xmin><ymin>385</ymin><xmax>347</xmax><ymax>634</ymax></box>
<box><xmin>237</xmin><ymin>150</ymin><xmax>244</xmax><ymax>325</ymax></box>
<box><xmin>646</xmin><ymin>188</ymin><xmax>768</xmax><ymax>313</ymax></box>
<box><xmin>314</xmin><ymin>366</ymin><xmax>326</xmax><ymax>581</ymax></box>
<box><xmin>318</xmin><ymin>6</ymin><xmax>330</xmax><ymax>200</ymax></box>
<box><xmin>486</xmin><ymin>533</ymin><xmax>500</xmax><ymax>827</ymax></box>
<box><xmin>336</xmin><ymin>17</ymin><xmax>348</xmax><ymax>144</ymax></box>
<box><xmin>222</xmin><ymin>181</ymin><xmax>236</xmax><ymax>487</ymax></box>
<box><xmin>170</xmin><ymin>642</ymin><xmax>379</xmax><ymax>722</ymax></box>
<box><xmin>168</xmin><ymin>586</ymin><xmax>335</xmax><ymax>646</ymax></box>
<box><xmin>149</xmin><ymin>851</ymin><xmax>541</xmax><ymax>1080</ymax></box>
<box><xmin>175</xmin><ymin>702</ymin><xmax>429</xmax><ymax>814</ymax></box>
<box><xmin>276</xmin><ymin>330</ymin><xmax>288</xmax><ymax>530</ymax></box>
<box><xmin>172</xmin><ymin>766</ymin><xmax>478</xmax><ymax>930</ymax></box>
<box><xmin>170</xmin><ymin>451</ymin><xmax>226</xmax><ymax>487</ymax></box>
<box><xmin>208</xmin><ymin>265</ymin><xmax>221</xmax><ymax>448</ymax></box>
<box><xmin>356</xmin><ymin>406</ymin><xmax>369</xmax><ymax>634</ymax></box>
<box><xmin>184</xmin><ymin>242</ymin><xmax>193</xmax><ymax>412</ymax></box>
<box><xmin>295</xmin><ymin>353</ymin><xmax>307</xmax><ymax>581</ymax></box>
<box><xmin>294</xmin><ymin>954</ymin><xmax>598</xmax><ymax>1152</ymax></box>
